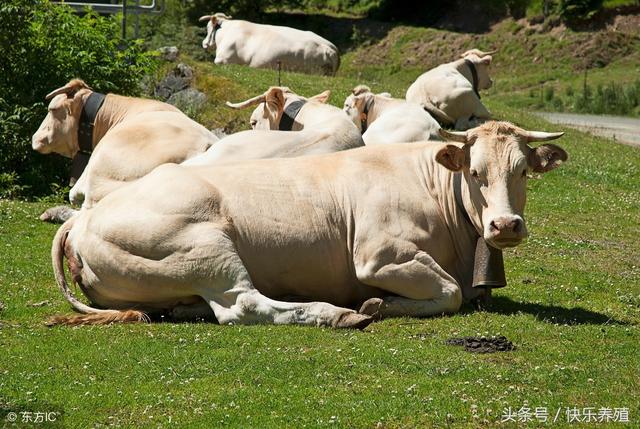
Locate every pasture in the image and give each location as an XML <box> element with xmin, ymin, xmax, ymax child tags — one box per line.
<box><xmin>1</xmin><ymin>59</ymin><xmax>639</xmax><ymax>426</ymax></box>
<box><xmin>2</xmin><ymin>1</ymin><xmax>640</xmax><ymax>425</ymax></box>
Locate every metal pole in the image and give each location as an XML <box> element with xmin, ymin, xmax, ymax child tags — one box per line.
<box><xmin>122</xmin><ymin>0</ymin><xmax>127</xmax><ymax>39</ymax></box>
<box><xmin>277</xmin><ymin>61</ymin><xmax>281</xmax><ymax>86</ymax></box>
<box><xmin>135</xmin><ymin>0</ymin><xmax>140</xmax><ymax>39</ymax></box>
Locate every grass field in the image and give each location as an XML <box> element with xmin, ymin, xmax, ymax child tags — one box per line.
<box><xmin>2</xmin><ymin>11</ymin><xmax>640</xmax><ymax>427</ymax></box>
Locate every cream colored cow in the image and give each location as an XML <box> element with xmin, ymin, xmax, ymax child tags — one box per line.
<box><xmin>343</xmin><ymin>85</ymin><xmax>442</xmax><ymax>145</ymax></box>
<box><xmin>186</xmin><ymin>86</ymin><xmax>363</xmax><ymax>164</ymax></box>
<box><xmin>406</xmin><ymin>49</ymin><xmax>496</xmax><ymax>130</ymax></box>
<box><xmin>49</xmin><ymin>121</ymin><xmax>566</xmax><ymax>327</ymax></box>
<box><xmin>200</xmin><ymin>13</ymin><xmax>340</xmax><ymax>75</ymax></box>
<box><xmin>32</xmin><ymin>79</ymin><xmax>218</xmax><ymax>217</ymax></box>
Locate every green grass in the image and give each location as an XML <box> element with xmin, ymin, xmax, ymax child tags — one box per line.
<box><xmin>3</xmin><ymin>13</ymin><xmax>640</xmax><ymax>427</ymax></box>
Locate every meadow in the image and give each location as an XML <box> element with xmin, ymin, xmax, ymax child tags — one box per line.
<box><xmin>1</xmin><ymin>6</ymin><xmax>640</xmax><ymax>428</ymax></box>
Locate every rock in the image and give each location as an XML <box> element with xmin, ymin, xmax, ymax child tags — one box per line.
<box><xmin>154</xmin><ymin>63</ymin><xmax>194</xmax><ymax>100</ymax></box>
<box><xmin>167</xmin><ymin>88</ymin><xmax>207</xmax><ymax>114</ymax></box>
<box><xmin>158</xmin><ymin>46</ymin><xmax>179</xmax><ymax>62</ymax></box>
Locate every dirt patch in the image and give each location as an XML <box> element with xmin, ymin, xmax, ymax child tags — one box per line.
<box><xmin>572</xmin><ymin>31</ymin><xmax>638</xmax><ymax>69</ymax></box>
<box><xmin>445</xmin><ymin>336</ymin><xmax>515</xmax><ymax>353</ymax></box>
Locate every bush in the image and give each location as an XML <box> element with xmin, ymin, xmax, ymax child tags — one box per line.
<box><xmin>558</xmin><ymin>0</ymin><xmax>604</xmax><ymax>23</ymax></box>
<box><xmin>0</xmin><ymin>0</ymin><xmax>157</xmax><ymax>198</ymax></box>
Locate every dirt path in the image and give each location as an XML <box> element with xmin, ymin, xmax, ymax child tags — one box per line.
<box><xmin>534</xmin><ymin>112</ymin><xmax>640</xmax><ymax>148</ymax></box>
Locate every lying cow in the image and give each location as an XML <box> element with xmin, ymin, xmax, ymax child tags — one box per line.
<box><xmin>343</xmin><ymin>85</ymin><xmax>441</xmax><ymax>145</ymax></box>
<box><xmin>49</xmin><ymin>121</ymin><xmax>566</xmax><ymax>327</ymax></box>
<box><xmin>32</xmin><ymin>79</ymin><xmax>218</xmax><ymax>219</ymax></box>
<box><xmin>200</xmin><ymin>13</ymin><xmax>340</xmax><ymax>76</ymax></box>
<box><xmin>405</xmin><ymin>49</ymin><xmax>496</xmax><ymax>130</ymax></box>
<box><xmin>186</xmin><ymin>86</ymin><xmax>363</xmax><ymax>164</ymax></box>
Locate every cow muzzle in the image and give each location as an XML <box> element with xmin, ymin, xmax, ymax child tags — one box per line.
<box><xmin>31</xmin><ymin>134</ymin><xmax>50</xmax><ymax>153</ymax></box>
<box><xmin>485</xmin><ymin>215</ymin><xmax>527</xmax><ymax>248</ymax></box>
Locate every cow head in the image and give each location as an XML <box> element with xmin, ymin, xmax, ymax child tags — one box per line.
<box><xmin>462</xmin><ymin>53</ymin><xmax>494</xmax><ymax>90</ymax></box>
<box><xmin>460</xmin><ymin>48</ymin><xmax>497</xmax><ymax>59</ymax></box>
<box><xmin>32</xmin><ymin>79</ymin><xmax>92</xmax><ymax>158</ymax></box>
<box><xmin>199</xmin><ymin>12</ymin><xmax>232</xmax><ymax>50</ymax></box>
<box><xmin>226</xmin><ymin>87</ymin><xmax>330</xmax><ymax>130</ymax></box>
<box><xmin>343</xmin><ymin>85</ymin><xmax>391</xmax><ymax>131</ymax></box>
<box><xmin>437</xmin><ymin>122</ymin><xmax>567</xmax><ymax>250</ymax></box>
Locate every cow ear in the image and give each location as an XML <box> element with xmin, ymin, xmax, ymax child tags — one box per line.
<box><xmin>309</xmin><ymin>90</ymin><xmax>330</xmax><ymax>104</ymax></box>
<box><xmin>265</xmin><ymin>87</ymin><xmax>285</xmax><ymax>115</ymax></box>
<box><xmin>436</xmin><ymin>144</ymin><xmax>466</xmax><ymax>172</ymax></box>
<box><xmin>528</xmin><ymin>144</ymin><xmax>568</xmax><ymax>173</ymax></box>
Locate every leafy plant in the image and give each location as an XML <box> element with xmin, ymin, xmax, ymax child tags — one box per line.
<box><xmin>0</xmin><ymin>0</ymin><xmax>157</xmax><ymax>198</ymax></box>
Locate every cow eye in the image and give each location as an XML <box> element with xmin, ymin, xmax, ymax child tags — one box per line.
<box><xmin>470</xmin><ymin>169</ymin><xmax>479</xmax><ymax>179</ymax></box>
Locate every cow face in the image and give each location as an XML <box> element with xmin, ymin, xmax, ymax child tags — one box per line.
<box><xmin>199</xmin><ymin>13</ymin><xmax>231</xmax><ymax>50</ymax></box>
<box><xmin>437</xmin><ymin>122</ymin><xmax>567</xmax><ymax>250</ymax></box>
<box><xmin>342</xmin><ymin>93</ymin><xmax>371</xmax><ymax>130</ymax></box>
<box><xmin>465</xmin><ymin>54</ymin><xmax>493</xmax><ymax>90</ymax></box>
<box><xmin>32</xmin><ymin>80</ymin><xmax>89</xmax><ymax>158</ymax></box>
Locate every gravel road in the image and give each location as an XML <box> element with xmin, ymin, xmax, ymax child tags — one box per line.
<box><xmin>534</xmin><ymin>112</ymin><xmax>640</xmax><ymax>148</ymax></box>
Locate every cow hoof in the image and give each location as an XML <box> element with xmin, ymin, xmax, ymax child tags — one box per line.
<box><xmin>335</xmin><ymin>312</ymin><xmax>373</xmax><ymax>330</ymax></box>
<box><xmin>359</xmin><ymin>298</ymin><xmax>383</xmax><ymax>320</ymax></box>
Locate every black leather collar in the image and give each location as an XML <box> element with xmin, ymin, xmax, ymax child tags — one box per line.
<box><xmin>453</xmin><ymin>171</ymin><xmax>475</xmax><ymax>232</ymax></box>
<box><xmin>361</xmin><ymin>97</ymin><xmax>374</xmax><ymax>133</ymax></box>
<box><xmin>70</xmin><ymin>92</ymin><xmax>105</xmax><ymax>185</ymax></box>
<box><xmin>464</xmin><ymin>59</ymin><xmax>481</xmax><ymax>99</ymax></box>
<box><xmin>278</xmin><ymin>99</ymin><xmax>306</xmax><ymax>131</ymax></box>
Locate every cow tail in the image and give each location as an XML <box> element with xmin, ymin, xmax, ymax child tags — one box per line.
<box><xmin>47</xmin><ymin>217</ymin><xmax>149</xmax><ymax>326</ymax></box>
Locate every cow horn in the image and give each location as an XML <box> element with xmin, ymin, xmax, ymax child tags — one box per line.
<box><xmin>526</xmin><ymin>131</ymin><xmax>564</xmax><ymax>142</ymax></box>
<box><xmin>226</xmin><ymin>94</ymin><xmax>266</xmax><ymax>109</ymax></box>
<box><xmin>199</xmin><ymin>15</ymin><xmax>212</xmax><ymax>22</ymax></box>
<box><xmin>45</xmin><ymin>79</ymin><xmax>91</xmax><ymax>101</ymax></box>
<box><xmin>438</xmin><ymin>129</ymin><xmax>469</xmax><ymax>143</ymax></box>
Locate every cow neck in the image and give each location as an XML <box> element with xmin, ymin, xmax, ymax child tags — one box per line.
<box><xmin>463</xmin><ymin>59</ymin><xmax>481</xmax><ymax>99</ymax></box>
<box><xmin>70</xmin><ymin>92</ymin><xmax>106</xmax><ymax>184</ymax></box>
<box><xmin>360</xmin><ymin>97</ymin><xmax>375</xmax><ymax>133</ymax></box>
<box><xmin>279</xmin><ymin>99</ymin><xmax>307</xmax><ymax>131</ymax></box>
<box><xmin>453</xmin><ymin>171</ymin><xmax>478</xmax><ymax>238</ymax></box>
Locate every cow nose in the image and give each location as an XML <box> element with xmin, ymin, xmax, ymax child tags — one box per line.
<box><xmin>490</xmin><ymin>217</ymin><xmax>522</xmax><ymax>234</ymax></box>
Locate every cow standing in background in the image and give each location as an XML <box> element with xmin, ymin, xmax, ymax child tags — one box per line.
<box><xmin>406</xmin><ymin>49</ymin><xmax>496</xmax><ymax>130</ymax></box>
<box><xmin>199</xmin><ymin>13</ymin><xmax>340</xmax><ymax>76</ymax></box>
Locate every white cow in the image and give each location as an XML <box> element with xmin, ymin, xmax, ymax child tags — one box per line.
<box><xmin>343</xmin><ymin>85</ymin><xmax>442</xmax><ymax>145</ymax></box>
<box><xmin>406</xmin><ymin>49</ymin><xmax>496</xmax><ymax>130</ymax></box>
<box><xmin>32</xmin><ymin>79</ymin><xmax>218</xmax><ymax>219</ymax></box>
<box><xmin>186</xmin><ymin>86</ymin><xmax>363</xmax><ymax>165</ymax></box>
<box><xmin>200</xmin><ymin>13</ymin><xmax>340</xmax><ymax>75</ymax></box>
<box><xmin>48</xmin><ymin>121</ymin><xmax>566</xmax><ymax>327</ymax></box>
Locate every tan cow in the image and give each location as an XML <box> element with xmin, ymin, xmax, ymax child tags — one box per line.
<box><xmin>200</xmin><ymin>13</ymin><xmax>340</xmax><ymax>75</ymax></box>
<box><xmin>185</xmin><ymin>86</ymin><xmax>363</xmax><ymax>164</ymax></box>
<box><xmin>32</xmin><ymin>79</ymin><xmax>218</xmax><ymax>216</ymax></box>
<box><xmin>48</xmin><ymin>121</ymin><xmax>566</xmax><ymax>327</ymax></box>
<box><xmin>343</xmin><ymin>85</ymin><xmax>442</xmax><ymax>144</ymax></box>
<box><xmin>405</xmin><ymin>49</ymin><xmax>496</xmax><ymax>130</ymax></box>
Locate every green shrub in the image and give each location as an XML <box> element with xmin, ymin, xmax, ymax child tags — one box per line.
<box><xmin>558</xmin><ymin>0</ymin><xmax>604</xmax><ymax>22</ymax></box>
<box><xmin>0</xmin><ymin>0</ymin><xmax>157</xmax><ymax>198</ymax></box>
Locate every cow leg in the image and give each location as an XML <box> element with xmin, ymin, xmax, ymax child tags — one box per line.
<box><xmin>355</xmin><ymin>250</ymin><xmax>462</xmax><ymax>318</ymax></box>
<box><xmin>195</xmin><ymin>233</ymin><xmax>372</xmax><ymax>329</ymax></box>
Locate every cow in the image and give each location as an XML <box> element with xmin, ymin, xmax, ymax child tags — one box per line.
<box><xmin>32</xmin><ymin>79</ymin><xmax>219</xmax><ymax>219</ymax></box>
<box><xmin>405</xmin><ymin>49</ymin><xmax>496</xmax><ymax>131</ymax></box>
<box><xmin>199</xmin><ymin>13</ymin><xmax>340</xmax><ymax>76</ymax></box>
<box><xmin>343</xmin><ymin>85</ymin><xmax>442</xmax><ymax>145</ymax></box>
<box><xmin>185</xmin><ymin>86</ymin><xmax>363</xmax><ymax>164</ymax></box>
<box><xmin>48</xmin><ymin>121</ymin><xmax>566</xmax><ymax>328</ymax></box>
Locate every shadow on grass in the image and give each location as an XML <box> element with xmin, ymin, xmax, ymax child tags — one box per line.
<box><xmin>486</xmin><ymin>296</ymin><xmax>629</xmax><ymax>326</ymax></box>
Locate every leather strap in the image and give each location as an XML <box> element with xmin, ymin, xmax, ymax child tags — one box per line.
<box><xmin>278</xmin><ymin>99</ymin><xmax>306</xmax><ymax>131</ymax></box>
<box><xmin>361</xmin><ymin>97</ymin><xmax>374</xmax><ymax>133</ymax></box>
<box><xmin>70</xmin><ymin>92</ymin><xmax>105</xmax><ymax>185</ymax></box>
<box><xmin>464</xmin><ymin>59</ymin><xmax>481</xmax><ymax>99</ymax></box>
